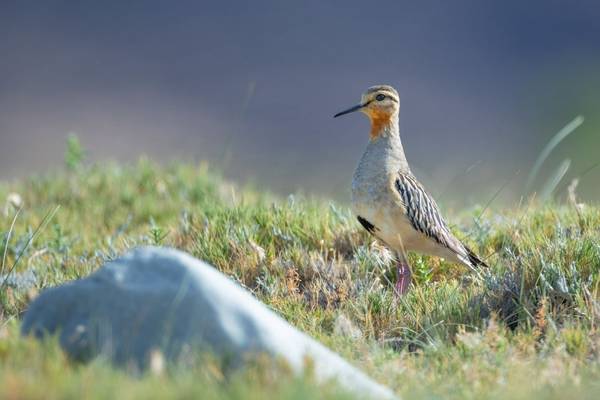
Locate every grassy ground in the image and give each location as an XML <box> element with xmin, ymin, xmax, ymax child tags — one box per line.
<box><xmin>1</xmin><ymin>159</ymin><xmax>599</xmax><ymax>399</ymax></box>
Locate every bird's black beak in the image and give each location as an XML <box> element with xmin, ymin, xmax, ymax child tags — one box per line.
<box><xmin>333</xmin><ymin>103</ymin><xmax>366</xmax><ymax>118</ymax></box>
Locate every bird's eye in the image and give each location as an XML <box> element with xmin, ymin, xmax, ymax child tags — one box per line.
<box><xmin>376</xmin><ymin>94</ymin><xmax>385</xmax><ymax>101</ymax></box>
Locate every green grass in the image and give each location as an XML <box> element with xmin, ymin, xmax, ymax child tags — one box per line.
<box><xmin>1</xmin><ymin>159</ymin><xmax>599</xmax><ymax>399</ymax></box>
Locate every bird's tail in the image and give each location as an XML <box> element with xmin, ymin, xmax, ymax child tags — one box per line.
<box><xmin>464</xmin><ymin>245</ymin><xmax>489</xmax><ymax>269</ymax></box>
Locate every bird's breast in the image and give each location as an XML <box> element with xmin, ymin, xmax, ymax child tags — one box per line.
<box><xmin>352</xmin><ymin>163</ymin><xmax>422</xmax><ymax>252</ymax></box>
<box><xmin>351</xmin><ymin>169</ymin><xmax>391</xmax><ymax>225</ymax></box>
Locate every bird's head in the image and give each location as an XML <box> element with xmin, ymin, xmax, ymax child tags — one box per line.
<box><xmin>334</xmin><ymin>85</ymin><xmax>400</xmax><ymax>139</ymax></box>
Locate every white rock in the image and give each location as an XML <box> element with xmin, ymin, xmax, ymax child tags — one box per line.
<box><xmin>21</xmin><ymin>246</ymin><xmax>397</xmax><ymax>399</ymax></box>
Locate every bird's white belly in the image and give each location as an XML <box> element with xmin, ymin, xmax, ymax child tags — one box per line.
<box><xmin>352</xmin><ymin>186</ymin><xmax>421</xmax><ymax>252</ymax></box>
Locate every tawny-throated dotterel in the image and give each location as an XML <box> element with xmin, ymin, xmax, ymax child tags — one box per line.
<box><xmin>334</xmin><ymin>85</ymin><xmax>487</xmax><ymax>295</ymax></box>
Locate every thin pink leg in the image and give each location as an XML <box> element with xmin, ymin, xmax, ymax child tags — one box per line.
<box><xmin>395</xmin><ymin>262</ymin><xmax>412</xmax><ymax>295</ymax></box>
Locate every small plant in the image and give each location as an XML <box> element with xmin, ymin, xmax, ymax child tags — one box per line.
<box><xmin>64</xmin><ymin>134</ymin><xmax>86</xmax><ymax>171</ymax></box>
<box><xmin>148</xmin><ymin>217</ymin><xmax>169</xmax><ymax>245</ymax></box>
<box><xmin>561</xmin><ymin>327</ymin><xmax>588</xmax><ymax>359</ymax></box>
<box><xmin>413</xmin><ymin>256</ymin><xmax>433</xmax><ymax>284</ymax></box>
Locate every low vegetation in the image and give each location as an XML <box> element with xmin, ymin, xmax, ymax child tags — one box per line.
<box><xmin>1</xmin><ymin>159</ymin><xmax>599</xmax><ymax>399</ymax></box>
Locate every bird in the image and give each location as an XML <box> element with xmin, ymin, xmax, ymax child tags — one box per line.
<box><xmin>334</xmin><ymin>85</ymin><xmax>487</xmax><ymax>295</ymax></box>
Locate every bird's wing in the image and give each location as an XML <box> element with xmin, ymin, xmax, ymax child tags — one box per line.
<box><xmin>393</xmin><ymin>172</ymin><xmax>487</xmax><ymax>268</ymax></box>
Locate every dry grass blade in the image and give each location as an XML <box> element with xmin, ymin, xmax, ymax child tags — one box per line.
<box><xmin>526</xmin><ymin>115</ymin><xmax>584</xmax><ymax>193</ymax></box>
<box><xmin>1</xmin><ymin>207</ymin><xmax>22</xmax><ymax>276</ymax></box>
<box><xmin>540</xmin><ymin>159</ymin><xmax>571</xmax><ymax>201</ymax></box>
<box><xmin>0</xmin><ymin>205</ymin><xmax>60</xmax><ymax>289</ymax></box>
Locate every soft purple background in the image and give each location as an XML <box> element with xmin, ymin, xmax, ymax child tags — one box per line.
<box><xmin>1</xmin><ymin>1</ymin><xmax>599</xmax><ymax>205</ymax></box>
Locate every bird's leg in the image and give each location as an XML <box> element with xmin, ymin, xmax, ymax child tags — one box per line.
<box><xmin>395</xmin><ymin>257</ymin><xmax>412</xmax><ymax>296</ymax></box>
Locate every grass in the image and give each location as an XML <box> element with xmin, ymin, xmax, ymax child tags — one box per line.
<box><xmin>1</xmin><ymin>159</ymin><xmax>599</xmax><ymax>399</ymax></box>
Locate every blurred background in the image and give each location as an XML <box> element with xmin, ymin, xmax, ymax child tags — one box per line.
<box><xmin>1</xmin><ymin>1</ymin><xmax>599</xmax><ymax>206</ymax></box>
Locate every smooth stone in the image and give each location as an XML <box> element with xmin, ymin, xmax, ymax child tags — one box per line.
<box><xmin>21</xmin><ymin>246</ymin><xmax>397</xmax><ymax>399</ymax></box>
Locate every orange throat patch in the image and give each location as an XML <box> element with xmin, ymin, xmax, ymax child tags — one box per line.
<box><xmin>366</xmin><ymin>109</ymin><xmax>392</xmax><ymax>140</ymax></box>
